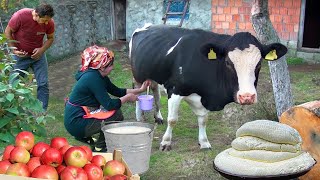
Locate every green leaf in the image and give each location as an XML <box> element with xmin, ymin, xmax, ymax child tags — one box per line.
<box><xmin>0</xmin><ymin>132</ymin><xmax>15</xmax><ymax>143</ymax></box>
<box><xmin>0</xmin><ymin>117</ymin><xmax>11</xmax><ymax>129</ymax></box>
<box><xmin>20</xmin><ymin>122</ymin><xmax>33</xmax><ymax>132</ymax></box>
<box><xmin>6</xmin><ymin>93</ymin><xmax>14</xmax><ymax>102</ymax></box>
<box><xmin>16</xmin><ymin>89</ymin><xmax>31</xmax><ymax>94</ymax></box>
<box><xmin>5</xmin><ymin>108</ymin><xmax>19</xmax><ymax>115</ymax></box>
<box><xmin>33</xmin><ymin>124</ymin><xmax>47</xmax><ymax>137</ymax></box>
<box><xmin>9</xmin><ymin>72</ymin><xmax>19</xmax><ymax>82</ymax></box>
<box><xmin>36</xmin><ymin>116</ymin><xmax>45</xmax><ymax>124</ymax></box>
<box><xmin>0</xmin><ymin>83</ymin><xmax>8</xmax><ymax>92</ymax></box>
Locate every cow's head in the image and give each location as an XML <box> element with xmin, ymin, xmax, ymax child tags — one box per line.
<box><xmin>201</xmin><ymin>32</ymin><xmax>287</xmax><ymax>105</ymax></box>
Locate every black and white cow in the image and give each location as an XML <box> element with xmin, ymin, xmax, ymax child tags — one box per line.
<box><xmin>129</xmin><ymin>24</ymin><xmax>287</xmax><ymax>151</ymax></box>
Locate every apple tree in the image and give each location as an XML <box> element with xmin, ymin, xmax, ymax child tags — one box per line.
<box><xmin>0</xmin><ymin>34</ymin><xmax>54</xmax><ymax>144</ymax></box>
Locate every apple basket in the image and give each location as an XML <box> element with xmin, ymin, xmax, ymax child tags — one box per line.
<box><xmin>0</xmin><ymin>149</ymin><xmax>140</xmax><ymax>180</ymax></box>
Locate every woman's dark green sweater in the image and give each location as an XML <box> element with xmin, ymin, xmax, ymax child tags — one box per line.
<box><xmin>64</xmin><ymin>69</ymin><xmax>126</xmax><ymax>138</ymax></box>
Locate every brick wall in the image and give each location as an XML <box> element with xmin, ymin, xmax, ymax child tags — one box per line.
<box><xmin>211</xmin><ymin>0</ymin><xmax>301</xmax><ymax>42</ymax></box>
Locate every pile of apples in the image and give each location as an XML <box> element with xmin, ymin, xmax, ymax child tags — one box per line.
<box><xmin>0</xmin><ymin>131</ymin><xmax>127</xmax><ymax>180</ymax></box>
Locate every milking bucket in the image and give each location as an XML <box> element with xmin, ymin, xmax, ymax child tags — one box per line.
<box><xmin>101</xmin><ymin>122</ymin><xmax>154</xmax><ymax>174</ymax></box>
<box><xmin>137</xmin><ymin>95</ymin><xmax>154</xmax><ymax>111</ymax></box>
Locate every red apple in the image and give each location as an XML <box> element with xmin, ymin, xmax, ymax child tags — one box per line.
<box><xmin>50</xmin><ymin>137</ymin><xmax>68</xmax><ymax>149</ymax></box>
<box><xmin>41</xmin><ymin>148</ymin><xmax>63</xmax><ymax>167</ymax></box>
<box><xmin>15</xmin><ymin>131</ymin><xmax>34</xmax><ymax>151</ymax></box>
<box><xmin>56</xmin><ymin>164</ymin><xmax>67</xmax><ymax>174</ymax></box>
<box><xmin>2</xmin><ymin>145</ymin><xmax>15</xmax><ymax>160</ymax></box>
<box><xmin>80</xmin><ymin>145</ymin><xmax>93</xmax><ymax>161</ymax></box>
<box><xmin>9</xmin><ymin>146</ymin><xmax>30</xmax><ymax>163</ymax></box>
<box><xmin>83</xmin><ymin>163</ymin><xmax>103</xmax><ymax>180</ymax></box>
<box><xmin>91</xmin><ymin>154</ymin><xmax>106</xmax><ymax>169</ymax></box>
<box><xmin>27</xmin><ymin>157</ymin><xmax>41</xmax><ymax>173</ymax></box>
<box><xmin>103</xmin><ymin>160</ymin><xmax>125</xmax><ymax>176</ymax></box>
<box><xmin>0</xmin><ymin>160</ymin><xmax>11</xmax><ymax>174</ymax></box>
<box><xmin>64</xmin><ymin>146</ymin><xmax>88</xmax><ymax>168</ymax></box>
<box><xmin>59</xmin><ymin>144</ymin><xmax>72</xmax><ymax>156</ymax></box>
<box><xmin>104</xmin><ymin>176</ymin><xmax>112</xmax><ymax>180</ymax></box>
<box><xmin>111</xmin><ymin>174</ymin><xmax>127</xmax><ymax>180</ymax></box>
<box><xmin>6</xmin><ymin>162</ymin><xmax>30</xmax><ymax>177</ymax></box>
<box><xmin>31</xmin><ymin>142</ymin><xmax>50</xmax><ymax>157</ymax></box>
<box><xmin>60</xmin><ymin>166</ymin><xmax>88</xmax><ymax>180</ymax></box>
<box><xmin>31</xmin><ymin>165</ymin><xmax>59</xmax><ymax>180</ymax></box>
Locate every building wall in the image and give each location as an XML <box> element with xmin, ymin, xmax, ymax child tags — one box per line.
<box><xmin>211</xmin><ymin>0</ymin><xmax>319</xmax><ymax>63</ymax></box>
<box><xmin>126</xmin><ymin>0</ymin><xmax>212</xmax><ymax>40</ymax></box>
<box><xmin>44</xmin><ymin>0</ymin><xmax>113</xmax><ymax>60</ymax></box>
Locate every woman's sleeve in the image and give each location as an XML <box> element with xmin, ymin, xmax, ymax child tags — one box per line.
<box><xmin>88</xmin><ymin>77</ymin><xmax>122</xmax><ymax>110</ymax></box>
<box><xmin>104</xmin><ymin>77</ymin><xmax>127</xmax><ymax>97</ymax></box>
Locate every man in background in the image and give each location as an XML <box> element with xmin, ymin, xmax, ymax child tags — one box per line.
<box><xmin>5</xmin><ymin>3</ymin><xmax>55</xmax><ymax>110</ymax></box>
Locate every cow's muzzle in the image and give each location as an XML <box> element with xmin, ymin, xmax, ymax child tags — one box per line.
<box><xmin>238</xmin><ymin>93</ymin><xmax>256</xmax><ymax>105</ymax></box>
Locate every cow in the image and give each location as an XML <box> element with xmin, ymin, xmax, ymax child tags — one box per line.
<box><xmin>129</xmin><ymin>24</ymin><xmax>288</xmax><ymax>151</ymax></box>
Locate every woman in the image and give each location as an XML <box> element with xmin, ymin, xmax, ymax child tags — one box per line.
<box><xmin>64</xmin><ymin>45</ymin><xmax>150</xmax><ymax>152</ymax></box>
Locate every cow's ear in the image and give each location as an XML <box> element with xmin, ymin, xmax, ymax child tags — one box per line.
<box><xmin>200</xmin><ymin>43</ymin><xmax>223</xmax><ymax>60</ymax></box>
<box><xmin>262</xmin><ymin>43</ymin><xmax>288</xmax><ymax>61</ymax></box>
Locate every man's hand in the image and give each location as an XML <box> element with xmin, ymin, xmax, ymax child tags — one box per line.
<box><xmin>31</xmin><ymin>48</ymin><xmax>44</xmax><ymax>60</ymax></box>
<box><xmin>13</xmin><ymin>49</ymin><xmax>28</xmax><ymax>57</ymax></box>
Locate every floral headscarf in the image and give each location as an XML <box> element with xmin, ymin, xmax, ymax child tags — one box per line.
<box><xmin>80</xmin><ymin>45</ymin><xmax>114</xmax><ymax>72</ymax></box>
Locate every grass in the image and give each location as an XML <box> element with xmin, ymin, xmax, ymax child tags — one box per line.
<box><xmin>1</xmin><ymin>55</ymin><xmax>319</xmax><ymax>179</ymax></box>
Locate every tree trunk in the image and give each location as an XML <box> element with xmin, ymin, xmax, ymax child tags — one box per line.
<box><xmin>251</xmin><ymin>0</ymin><xmax>294</xmax><ymax>119</ymax></box>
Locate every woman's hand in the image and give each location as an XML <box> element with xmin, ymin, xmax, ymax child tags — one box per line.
<box><xmin>120</xmin><ymin>93</ymin><xmax>138</xmax><ymax>104</ymax></box>
<box><xmin>140</xmin><ymin>80</ymin><xmax>152</xmax><ymax>92</ymax></box>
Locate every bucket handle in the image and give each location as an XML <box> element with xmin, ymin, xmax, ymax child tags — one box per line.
<box><xmin>148</xmin><ymin>123</ymin><xmax>157</xmax><ymax>137</ymax></box>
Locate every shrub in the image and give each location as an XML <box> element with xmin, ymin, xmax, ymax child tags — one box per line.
<box><xmin>0</xmin><ymin>34</ymin><xmax>54</xmax><ymax>144</ymax></box>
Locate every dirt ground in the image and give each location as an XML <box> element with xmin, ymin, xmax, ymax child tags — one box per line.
<box><xmin>48</xmin><ymin>40</ymin><xmax>320</xmax><ymax>100</ymax></box>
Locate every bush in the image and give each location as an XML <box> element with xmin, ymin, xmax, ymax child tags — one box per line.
<box><xmin>0</xmin><ymin>34</ymin><xmax>54</xmax><ymax>144</ymax></box>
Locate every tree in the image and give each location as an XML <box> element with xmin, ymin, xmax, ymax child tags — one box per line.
<box><xmin>251</xmin><ymin>0</ymin><xmax>294</xmax><ymax>119</ymax></box>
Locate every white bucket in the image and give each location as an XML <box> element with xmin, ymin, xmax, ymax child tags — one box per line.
<box><xmin>101</xmin><ymin>122</ymin><xmax>154</xmax><ymax>174</ymax></box>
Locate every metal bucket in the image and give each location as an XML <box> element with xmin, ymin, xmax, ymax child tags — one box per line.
<box><xmin>101</xmin><ymin>122</ymin><xmax>154</xmax><ymax>174</ymax></box>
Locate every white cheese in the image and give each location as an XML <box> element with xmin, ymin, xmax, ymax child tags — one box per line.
<box><xmin>228</xmin><ymin>148</ymin><xmax>302</xmax><ymax>162</ymax></box>
<box><xmin>231</xmin><ymin>136</ymin><xmax>301</xmax><ymax>152</ymax></box>
<box><xmin>214</xmin><ymin>148</ymin><xmax>315</xmax><ymax>176</ymax></box>
<box><xmin>236</xmin><ymin>120</ymin><xmax>302</xmax><ymax>145</ymax></box>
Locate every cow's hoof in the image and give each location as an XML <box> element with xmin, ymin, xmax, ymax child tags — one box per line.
<box><xmin>159</xmin><ymin>144</ymin><xmax>172</xmax><ymax>151</ymax></box>
<box><xmin>155</xmin><ymin>118</ymin><xmax>163</xmax><ymax>125</ymax></box>
<box><xmin>200</xmin><ymin>147</ymin><xmax>212</xmax><ymax>151</ymax></box>
<box><xmin>198</xmin><ymin>142</ymin><xmax>212</xmax><ymax>150</ymax></box>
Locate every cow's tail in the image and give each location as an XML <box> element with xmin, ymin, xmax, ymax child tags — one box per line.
<box><xmin>129</xmin><ymin>23</ymin><xmax>153</xmax><ymax>58</ymax></box>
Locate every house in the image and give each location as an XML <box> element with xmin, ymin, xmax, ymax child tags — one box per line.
<box><xmin>126</xmin><ymin>0</ymin><xmax>320</xmax><ymax>64</ymax></box>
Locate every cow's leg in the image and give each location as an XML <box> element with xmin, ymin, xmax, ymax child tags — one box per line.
<box><xmin>185</xmin><ymin>94</ymin><xmax>211</xmax><ymax>149</ymax></box>
<box><xmin>160</xmin><ymin>94</ymin><xmax>183</xmax><ymax>151</ymax></box>
<box><xmin>152</xmin><ymin>84</ymin><xmax>164</xmax><ymax>124</ymax></box>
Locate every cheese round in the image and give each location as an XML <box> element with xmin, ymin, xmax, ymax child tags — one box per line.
<box><xmin>236</xmin><ymin>120</ymin><xmax>302</xmax><ymax>145</ymax></box>
<box><xmin>214</xmin><ymin>148</ymin><xmax>315</xmax><ymax>176</ymax></box>
<box><xmin>231</xmin><ymin>136</ymin><xmax>301</xmax><ymax>152</ymax></box>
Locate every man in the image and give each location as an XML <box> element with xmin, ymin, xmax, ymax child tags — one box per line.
<box><xmin>4</xmin><ymin>3</ymin><xmax>55</xmax><ymax>110</ymax></box>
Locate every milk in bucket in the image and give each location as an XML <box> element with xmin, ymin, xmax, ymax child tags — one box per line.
<box><xmin>102</xmin><ymin>122</ymin><xmax>154</xmax><ymax>174</ymax></box>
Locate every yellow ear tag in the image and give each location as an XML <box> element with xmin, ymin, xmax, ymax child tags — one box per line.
<box><xmin>265</xmin><ymin>50</ymin><xmax>277</xmax><ymax>60</ymax></box>
<box><xmin>208</xmin><ymin>48</ymin><xmax>217</xmax><ymax>60</ymax></box>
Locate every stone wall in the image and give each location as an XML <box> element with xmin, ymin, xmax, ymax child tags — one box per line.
<box><xmin>126</xmin><ymin>0</ymin><xmax>212</xmax><ymax>40</ymax></box>
<box><xmin>44</xmin><ymin>0</ymin><xmax>113</xmax><ymax>60</ymax></box>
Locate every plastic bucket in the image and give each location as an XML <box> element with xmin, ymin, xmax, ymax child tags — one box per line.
<box><xmin>138</xmin><ymin>95</ymin><xmax>154</xmax><ymax>111</ymax></box>
<box><xmin>101</xmin><ymin>122</ymin><xmax>154</xmax><ymax>174</ymax></box>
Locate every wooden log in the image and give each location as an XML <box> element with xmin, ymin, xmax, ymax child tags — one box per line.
<box><xmin>280</xmin><ymin>100</ymin><xmax>320</xmax><ymax>180</ymax></box>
